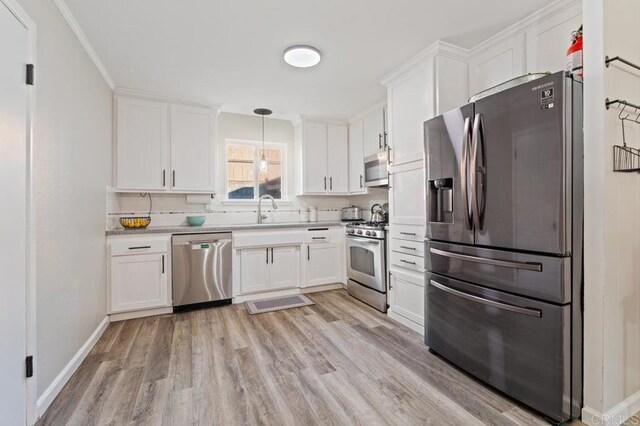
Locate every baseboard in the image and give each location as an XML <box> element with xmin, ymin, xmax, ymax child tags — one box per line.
<box><xmin>36</xmin><ymin>316</ymin><xmax>110</xmax><ymax>418</ymax></box>
<box><xmin>582</xmin><ymin>390</ymin><xmax>640</xmax><ymax>426</ymax></box>
<box><xmin>110</xmin><ymin>306</ymin><xmax>173</xmax><ymax>322</ymax></box>
<box><xmin>388</xmin><ymin>309</ymin><xmax>424</xmax><ymax>335</ymax></box>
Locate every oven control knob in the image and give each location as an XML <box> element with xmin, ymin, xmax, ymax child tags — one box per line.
<box><xmin>356</xmin><ymin>230</ymin><xmax>363</xmax><ymax>235</ymax></box>
<box><xmin>347</xmin><ymin>228</ymin><xmax>354</xmax><ymax>234</ymax></box>
<box><xmin>366</xmin><ymin>231</ymin><xmax>373</xmax><ymax>236</ymax></box>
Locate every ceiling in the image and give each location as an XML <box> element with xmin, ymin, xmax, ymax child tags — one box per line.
<box><xmin>64</xmin><ymin>0</ymin><xmax>556</xmax><ymax>118</ymax></box>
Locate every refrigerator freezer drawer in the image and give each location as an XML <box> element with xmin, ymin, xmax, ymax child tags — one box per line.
<box><xmin>425</xmin><ymin>273</ymin><xmax>571</xmax><ymax>422</ymax></box>
<box><xmin>427</xmin><ymin>241</ymin><xmax>571</xmax><ymax>304</ymax></box>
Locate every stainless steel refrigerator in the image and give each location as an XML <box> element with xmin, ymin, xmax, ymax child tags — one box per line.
<box><xmin>423</xmin><ymin>71</ymin><xmax>582</xmax><ymax>422</ymax></box>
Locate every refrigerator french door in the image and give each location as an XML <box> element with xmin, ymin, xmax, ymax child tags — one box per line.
<box><xmin>423</xmin><ymin>71</ymin><xmax>583</xmax><ymax>423</ymax></box>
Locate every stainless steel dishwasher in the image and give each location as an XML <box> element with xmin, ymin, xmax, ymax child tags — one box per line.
<box><xmin>172</xmin><ymin>232</ymin><xmax>232</xmax><ymax>311</ymax></box>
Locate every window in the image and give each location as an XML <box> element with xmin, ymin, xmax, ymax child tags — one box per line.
<box><xmin>226</xmin><ymin>140</ymin><xmax>285</xmax><ymax>200</ymax></box>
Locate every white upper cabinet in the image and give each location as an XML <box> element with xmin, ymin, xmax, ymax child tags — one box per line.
<box><xmin>170</xmin><ymin>105</ymin><xmax>217</xmax><ymax>191</ymax></box>
<box><xmin>363</xmin><ymin>106</ymin><xmax>386</xmax><ymax>157</ymax></box>
<box><xmin>303</xmin><ymin>121</ymin><xmax>328</xmax><ymax>193</ymax></box>
<box><xmin>301</xmin><ymin>120</ymin><xmax>349</xmax><ymax>195</ymax></box>
<box><xmin>115</xmin><ymin>94</ymin><xmax>218</xmax><ymax>192</ymax></box>
<box><xmin>389</xmin><ymin>161</ymin><xmax>425</xmax><ymax>226</ymax></box>
<box><xmin>348</xmin><ymin>120</ymin><xmax>366</xmax><ymax>193</ymax></box>
<box><xmin>327</xmin><ymin>124</ymin><xmax>349</xmax><ymax>193</ymax></box>
<box><xmin>385</xmin><ymin>62</ymin><xmax>434</xmax><ymax>166</ymax></box>
<box><xmin>116</xmin><ymin>97</ymin><xmax>169</xmax><ymax>191</ymax></box>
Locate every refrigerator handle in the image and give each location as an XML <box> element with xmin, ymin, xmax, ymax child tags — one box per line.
<box><xmin>461</xmin><ymin>117</ymin><xmax>473</xmax><ymax>230</ymax></box>
<box><xmin>471</xmin><ymin>113</ymin><xmax>486</xmax><ymax>230</ymax></box>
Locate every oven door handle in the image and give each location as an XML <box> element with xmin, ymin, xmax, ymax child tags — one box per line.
<box><xmin>430</xmin><ymin>280</ymin><xmax>542</xmax><ymax>318</ymax></box>
<box><xmin>429</xmin><ymin>247</ymin><xmax>542</xmax><ymax>272</ymax></box>
<box><xmin>347</xmin><ymin>236</ymin><xmax>381</xmax><ymax>245</ymax></box>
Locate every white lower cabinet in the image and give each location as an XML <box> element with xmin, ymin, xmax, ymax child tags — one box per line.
<box><xmin>239</xmin><ymin>245</ymin><xmax>300</xmax><ymax>294</ymax></box>
<box><xmin>388</xmin><ymin>269</ymin><xmax>425</xmax><ymax>334</ymax></box>
<box><xmin>304</xmin><ymin>242</ymin><xmax>343</xmax><ymax>287</ymax></box>
<box><xmin>108</xmin><ymin>235</ymin><xmax>171</xmax><ymax>316</ymax></box>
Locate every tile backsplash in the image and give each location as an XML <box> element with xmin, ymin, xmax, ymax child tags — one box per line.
<box><xmin>106</xmin><ymin>188</ymin><xmax>388</xmax><ymax>230</ymax></box>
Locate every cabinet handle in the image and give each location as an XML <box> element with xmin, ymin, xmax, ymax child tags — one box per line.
<box><xmin>400</xmin><ymin>246</ymin><xmax>416</xmax><ymax>251</ymax></box>
<box><xmin>312</xmin><ymin>237</ymin><xmax>326</xmax><ymax>240</ymax></box>
<box><xmin>360</xmin><ymin>174</ymin><xmax>363</xmax><ymax>188</ymax></box>
<box><xmin>324</xmin><ymin>177</ymin><xmax>327</xmax><ymax>190</ymax></box>
<box><xmin>128</xmin><ymin>245</ymin><xmax>151</xmax><ymax>250</ymax></box>
<box><xmin>271</xmin><ymin>247</ymin><xmax>274</xmax><ymax>264</ymax></box>
<box><xmin>400</xmin><ymin>259</ymin><xmax>416</xmax><ymax>265</ymax></box>
<box><xmin>307</xmin><ymin>245</ymin><xmax>310</xmax><ymax>261</ymax></box>
<box><xmin>266</xmin><ymin>248</ymin><xmax>269</xmax><ymax>264</ymax></box>
<box><xmin>330</xmin><ymin>177</ymin><xmax>333</xmax><ymax>190</ymax></box>
<box><xmin>388</xmin><ymin>172</ymin><xmax>392</xmax><ymax>189</ymax></box>
<box><xmin>162</xmin><ymin>255</ymin><xmax>165</xmax><ymax>274</ymax></box>
<box><xmin>172</xmin><ymin>170</ymin><xmax>176</xmax><ymax>187</ymax></box>
<box><xmin>378</xmin><ymin>133</ymin><xmax>382</xmax><ymax>149</ymax></box>
<box><xmin>383</xmin><ymin>131</ymin><xmax>388</xmax><ymax>148</ymax></box>
<box><xmin>162</xmin><ymin>170</ymin><xmax>166</xmax><ymax>187</ymax></box>
<box><xmin>400</xmin><ymin>232</ymin><xmax>416</xmax><ymax>236</ymax></box>
<box><xmin>387</xmin><ymin>146</ymin><xmax>392</xmax><ymax>164</ymax></box>
<box><xmin>389</xmin><ymin>271</ymin><xmax>392</xmax><ymax>290</ymax></box>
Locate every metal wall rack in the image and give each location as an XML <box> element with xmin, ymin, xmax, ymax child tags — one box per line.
<box><xmin>606</xmin><ymin>55</ymin><xmax>640</xmax><ymax>172</ymax></box>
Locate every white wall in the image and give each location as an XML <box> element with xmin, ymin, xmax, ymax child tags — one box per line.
<box><xmin>109</xmin><ymin>112</ymin><xmax>388</xmax><ymax>227</ymax></box>
<box><xmin>16</xmin><ymin>0</ymin><xmax>112</xmax><ymax>407</ymax></box>
<box><xmin>583</xmin><ymin>0</ymin><xmax>640</xmax><ymax>424</ymax></box>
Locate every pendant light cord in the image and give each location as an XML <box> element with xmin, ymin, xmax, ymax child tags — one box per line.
<box><xmin>262</xmin><ymin>115</ymin><xmax>265</xmax><ymax>156</ymax></box>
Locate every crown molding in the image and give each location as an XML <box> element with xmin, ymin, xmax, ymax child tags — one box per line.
<box><xmin>114</xmin><ymin>87</ymin><xmax>222</xmax><ymax>109</ymax></box>
<box><xmin>468</xmin><ymin>0</ymin><xmax>581</xmax><ymax>57</ymax></box>
<box><xmin>349</xmin><ymin>99</ymin><xmax>387</xmax><ymax>123</ymax></box>
<box><xmin>53</xmin><ymin>0</ymin><xmax>115</xmax><ymax>90</ymax></box>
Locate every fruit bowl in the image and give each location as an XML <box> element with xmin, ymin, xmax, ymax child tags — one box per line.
<box><xmin>119</xmin><ymin>217</ymin><xmax>151</xmax><ymax>229</ymax></box>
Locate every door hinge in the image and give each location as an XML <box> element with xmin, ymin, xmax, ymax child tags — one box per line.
<box><xmin>26</xmin><ymin>356</ymin><xmax>33</xmax><ymax>378</ymax></box>
<box><xmin>26</xmin><ymin>64</ymin><xmax>34</xmax><ymax>86</ymax></box>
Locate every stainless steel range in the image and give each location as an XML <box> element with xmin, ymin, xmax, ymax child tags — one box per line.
<box><xmin>345</xmin><ymin>222</ymin><xmax>387</xmax><ymax>312</ymax></box>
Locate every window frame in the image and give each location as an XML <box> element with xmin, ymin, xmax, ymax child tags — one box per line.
<box><xmin>223</xmin><ymin>138</ymin><xmax>288</xmax><ymax>203</ymax></box>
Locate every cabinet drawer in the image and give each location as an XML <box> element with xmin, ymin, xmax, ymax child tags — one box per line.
<box><xmin>389</xmin><ymin>224</ymin><xmax>424</xmax><ymax>242</ymax></box>
<box><xmin>305</xmin><ymin>228</ymin><xmax>332</xmax><ymax>243</ymax></box>
<box><xmin>390</xmin><ymin>238</ymin><xmax>424</xmax><ymax>256</ymax></box>
<box><xmin>390</xmin><ymin>250</ymin><xmax>424</xmax><ymax>273</ymax></box>
<box><xmin>110</xmin><ymin>237</ymin><xmax>169</xmax><ymax>256</ymax></box>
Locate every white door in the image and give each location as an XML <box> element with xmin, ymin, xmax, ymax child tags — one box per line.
<box><xmin>348</xmin><ymin>120</ymin><xmax>365</xmax><ymax>193</ymax></box>
<box><xmin>269</xmin><ymin>246</ymin><xmax>300</xmax><ymax>289</ymax></box>
<box><xmin>116</xmin><ymin>97</ymin><xmax>169</xmax><ymax>190</ymax></box>
<box><xmin>389</xmin><ymin>162</ymin><xmax>425</xmax><ymax>226</ymax></box>
<box><xmin>170</xmin><ymin>105</ymin><xmax>216</xmax><ymax>191</ymax></box>
<box><xmin>110</xmin><ymin>254</ymin><xmax>169</xmax><ymax>313</ymax></box>
<box><xmin>327</xmin><ymin>124</ymin><xmax>349</xmax><ymax>193</ymax></box>
<box><xmin>0</xmin><ymin>4</ymin><xmax>29</xmax><ymax>423</ymax></box>
<box><xmin>388</xmin><ymin>69</ymin><xmax>433</xmax><ymax>165</ymax></box>
<box><xmin>389</xmin><ymin>270</ymin><xmax>425</xmax><ymax>327</ymax></box>
<box><xmin>305</xmin><ymin>243</ymin><xmax>342</xmax><ymax>287</ymax></box>
<box><xmin>363</xmin><ymin>107</ymin><xmax>385</xmax><ymax>157</ymax></box>
<box><xmin>240</xmin><ymin>248</ymin><xmax>270</xmax><ymax>294</ymax></box>
<box><xmin>303</xmin><ymin>122</ymin><xmax>328</xmax><ymax>193</ymax></box>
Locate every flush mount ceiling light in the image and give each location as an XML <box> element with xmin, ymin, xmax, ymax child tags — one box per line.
<box><xmin>283</xmin><ymin>45</ymin><xmax>321</xmax><ymax>68</ymax></box>
<box><xmin>254</xmin><ymin>108</ymin><xmax>273</xmax><ymax>171</ymax></box>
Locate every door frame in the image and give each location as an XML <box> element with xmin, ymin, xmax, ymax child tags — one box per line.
<box><xmin>1</xmin><ymin>0</ymin><xmax>37</xmax><ymax>423</ymax></box>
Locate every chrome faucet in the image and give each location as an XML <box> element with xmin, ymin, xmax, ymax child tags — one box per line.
<box><xmin>257</xmin><ymin>194</ymin><xmax>278</xmax><ymax>224</ymax></box>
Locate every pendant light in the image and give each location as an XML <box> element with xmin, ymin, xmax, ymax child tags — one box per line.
<box><xmin>254</xmin><ymin>108</ymin><xmax>272</xmax><ymax>172</ymax></box>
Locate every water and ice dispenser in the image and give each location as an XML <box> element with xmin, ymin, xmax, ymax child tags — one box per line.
<box><xmin>428</xmin><ymin>178</ymin><xmax>453</xmax><ymax>223</ymax></box>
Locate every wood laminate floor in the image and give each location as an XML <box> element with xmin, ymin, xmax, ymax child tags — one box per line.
<box><xmin>39</xmin><ymin>290</ymin><xmax>595</xmax><ymax>426</ymax></box>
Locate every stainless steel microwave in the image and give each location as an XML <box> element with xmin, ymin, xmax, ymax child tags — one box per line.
<box><xmin>364</xmin><ymin>151</ymin><xmax>388</xmax><ymax>187</ymax></box>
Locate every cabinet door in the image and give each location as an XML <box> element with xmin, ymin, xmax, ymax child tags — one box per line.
<box><xmin>303</xmin><ymin>122</ymin><xmax>328</xmax><ymax>193</ymax></box>
<box><xmin>170</xmin><ymin>105</ymin><xmax>216</xmax><ymax>191</ymax></box>
<box><xmin>363</xmin><ymin>107</ymin><xmax>385</xmax><ymax>157</ymax></box>
<box><xmin>389</xmin><ymin>162</ymin><xmax>425</xmax><ymax>226</ymax></box>
<box><xmin>388</xmin><ymin>68</ymin><xmax>434</xmax><ymax>165</ymax></box>
<box><xmin>240</xmin><ymin>248</ymin><xmax>270</xmax><ymax>294</ymax></box>
<box><xmin>348</xmin><ymin>120</ymin><xmax>365</xmax><ymax>193</ymax></box>
<box><xmin>389</xmin><ymin>270</ymin><xmax>424</xmax><ymax>327</ymax></box>
<box><xmin>327</xmin><ymin>124</ymin><xmax>349</xmax><ymax>193</ymax></box>
<box><xmin>116</xmin><ymin>97</ymin><xmax>169</xmax><ymax>190</ymax></box>
<box><xmin>110</xmin><ymin>253</ymin><xmax>169</xmax><ymax>313</ymax></box>
<box><xmin>304</xmin><ymin>243</ymin><xmax>342</xmax><ymax>287</ymax></box>
<box><xmin>270</xmin><ymin>246</ymin><xmax>300</xmax><ymax>289</ymax></box>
